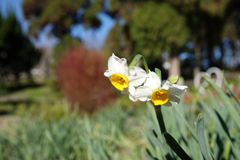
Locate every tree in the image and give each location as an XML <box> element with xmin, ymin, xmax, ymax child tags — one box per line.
<box><xmin>130</xmin><ymin>2</ymin><xmax>189</xmax><ymax>76</ymax></box>
<box><xmin>167</xmin><ymin>0</ymin><xmax>240</xmax><ymax>73</ymax></box>
<box><xmin>104</xmin><ymin>0</ymin><xmax>240</xmax><ymax>77</ymax></box>
<box><xmin>104</xmin><ymin>1</ymin><xmax>190</xmax><ymax>76</ymax></box>
<box><xmin>22</xmin><ymin>0</ymin><xmax>105</xmax><ymax>68</ymax></box>
<box><xmin>22</xmin><ymin>0</ymin><xmax>103</xmax><ymax>39</ymax></box>
<box><xmin>0</xmin><ymin>13</ymin><xmax>41</xmax><ymax>81</ymax></box>
<box><xmin>23</xmin><ymin>0</ymin><xmax>240</xmax><ymax>77</ymax></box>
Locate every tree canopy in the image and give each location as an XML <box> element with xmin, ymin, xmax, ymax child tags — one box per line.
<box><xmin>23</xmin><ymin>0</ymin><xmax>240</xmax><ymax>76</ymax></box>
<box><xmin>0</xmin><ymin>13</ymin><xmax>41</xmax><ymax>81</ymax></box>
<box><xmin>104</xmin><ymin>0</ymin><xmax>240</xmax><ymax>74</ymax></box>
<box><xmin>22</xmin><ymin>0</ymin><xmax>103</xmax><ymax>38</ymax></box>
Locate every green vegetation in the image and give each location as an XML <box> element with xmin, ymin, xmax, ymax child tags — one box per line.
<box><xmin>0</xmin><ymin>74</ymin><xmax>239</xmax><ymax>159</ymax></box>
<box><xmin>0</xmin><ymin>1</ymin><xmax>240</xmax><ymax>159</ymax></box>
<box><xmin>0</xmin><ymin>102</ymin><xmax>148</xmax><ymax>160</ymax></box>
<box><xmin>142</xmin><ymin>76</ymin><xmax>240</xmax><ymax>159</ymax></box>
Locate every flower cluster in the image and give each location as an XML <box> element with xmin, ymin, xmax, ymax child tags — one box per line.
<box><xmin>104</xmin><ymin>54</ymin><xmax>188</xmax><ymax>106</ymax></box>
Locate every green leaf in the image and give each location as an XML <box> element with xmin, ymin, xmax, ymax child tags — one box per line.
<box><xmin>196</xmin><ymin>114</ymin><xmax>211</xmax><ymax>160</ymax></box>
<box><xmin>172</xmin><ymin>105</ymin><xmax>197</xmax><ymax>141</ymax></box>
<box><xmin>163</xmin><ymin>132</ymin><xmax>192</xmax><ymax>160</ymax></box>
<box><xmin>129</xmin><ymin>54</ymin><xmax>149</xmax><ymax>73</ymax></box>
<box><xmin>222</xmin><ymin>75</ymin><xmax>240</xmax><ymax>106</ymax></box>
<box><xmin>202</xmin><ymin>74</ymin><xmax>240</xmax><ymax>128</ymax></box>
<box><xmin>168</xmin><ymin>75</ymin><xmax>179</xmax><ymax>84</ymax></box>
<box><xmin>147</xmin><ymin>103</ymin><xmax>175</xmax><ymax>159</ymax></box>
<box><xmin>198</xmin><ymin>92</ymin><xmax>233</xmax><ymax>143</ymax></box>
<box><xmin>129</xmin><ymin>54</ymin><xmax>142</xmax><ymax>67</ymax></box>
<box><xmin>222</xmin><ymin>140</ymin><xmax>231</xmax><ymax>160</ymax></box>
<box><xmin>145</xmin><ymin>148</ymin><xmax>159</xmax><ymax>160</ymax></box>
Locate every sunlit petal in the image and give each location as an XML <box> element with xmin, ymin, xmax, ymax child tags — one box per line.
<box><xmin>162</xmin><ymin>81</ymin><xmax>171</xmax><ymax>90</ymax></box>
<box><xmin>168</xmin><ymin>84</ymin><xmax>188</xmax><ymax>95</ymax></box>
<box><xmin>143</xmin><ymin>72</ymin><xmax>160</xmax><ymax>90</ymax></box>
<box><xmin>128</xmin><ymin>84</ymin><xmax>136</xmax><ymax>95</ymax></box>
<box><xmin>108</xmin><ymin>53</ymin><xmax>128</xmax><ymax>74</ymax></box>
<box><xmin>128</xmin><ymin>66</ymin><xmax>147</xmax><ymax>87</ymax></box>
<box><xmin>104</xmin><ymin>70</ymin><xmax>115</xmax><ymax>77</ymax></box>
<box><xmin>133</xmin><ymin>86</ymin><xmax>152</xmax><ymax>102</ymax></box>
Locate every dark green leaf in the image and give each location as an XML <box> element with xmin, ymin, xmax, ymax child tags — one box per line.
<box><xmin>163</xmin><ymin>132</ymin><xmax>192</xmax><ymax>160</ymax></box>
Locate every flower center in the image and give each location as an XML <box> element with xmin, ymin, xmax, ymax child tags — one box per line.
<box><xmin>110</xmin><ymin>73</ymin><xmax>129</xmax><ymax>91</ymax></box>
<box><xmin>151</xmin><ymin>89</ymin><xmax>169</xmax><ymax>105</ymax></box>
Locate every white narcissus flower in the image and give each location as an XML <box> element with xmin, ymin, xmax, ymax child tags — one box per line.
<box><xmin>104</xmin><ymin>53</ymin><xmax>147</xmax><ymax>95</ymax></box>
<box><xmin>132</xmin><ymin>71</ymin><xmax>188</xmax><ymax>106</ymax></box>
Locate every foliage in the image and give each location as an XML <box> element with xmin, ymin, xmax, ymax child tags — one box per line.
<box><xmin>0</xmin><ymin>103</ymin><xmax>148</xmax><ymax>160</ymax></box>
<box><xmin>0</xmin><ymin>13</ymin><xmax>41</xmax><ymax>81</ymax></box>
<box><xmin>0</xmin><ymin>62</ymin><xmax>239</xmax><ymax>160</ymax></box>
<box><xmin>0</xmin><ymin>74</ymin><xmax>240</xmax><ymax>159</ymax></box>
<box><xmin>130</xmin><ymin>2</ymin><xmax>189</xmax><ymax>59</ymax></box>
<box><xmin>103</xmin><ymin>0</ymin><xmax>240</xmax><ymax>73</ymax></box>
<box><xmin>55</xmin><ymin>46</ymin><xmax>116</xmax><ymax>113</ymax></box>
<box><xmin>102</xmin><ymin>23</ymin><xmax>132</xmax><ymax>59</ymax></box>
<box><xmin>22</xmin><ymin>0</ymin><xmax>240</xmax><ymax>75</ymax></box>
<box><xmin>22</xmin><ymin>0</ymin><xmax>102</xmax><ymax>38</ymax></box>
<box><xmin>142</xmin><ymin>74</ymin><xmax>240</xmax><ymax>160</ymax></box>
<box><xmin>53</xmin><ymin>35</ymin><xmax>82</xmax><ymax>66</ymax></box>
<box><xmin>22</xmin><ymin>0</ymin><xmax>240</xmax><ymax>68</ymax></box>
<box><xmin>0</xmin><ymin>80</ymin><xmax>63</xmax><ymax>115</ymax></box>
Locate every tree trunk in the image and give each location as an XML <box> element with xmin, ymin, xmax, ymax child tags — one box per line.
<box><xmin>168</xmin><ymin>56</ymin><xmax>180</xmax><ymax>76</ymax></box>
<box><xmin>207</xmin><ymin>43</ymin><xmax>214</xmax><ymax>68</ymax></box>
<box><xmin>219</xmin><ymin>43</ymin><xmax>225</xmax><ymax>68</ymax></box>
<box><xmin>194</xmin><ymin>43</ymin><xmax>201</xmax><ymax>76</ymax></box>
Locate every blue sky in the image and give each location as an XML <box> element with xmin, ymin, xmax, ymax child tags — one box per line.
<box><xmin>71</xmin><ymin>11</ymin><xmax>115</xmax><ymax>49</ymax></box>
<box><xmin>0</xmin><ymin>0</ymin><xmax>115</xmax><ymax>49</ymax></box>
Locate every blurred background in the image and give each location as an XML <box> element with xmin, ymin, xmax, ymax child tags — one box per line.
<box><xmin>0</xmin><ymin>0</ymin><xmax>240</xmax><ymax>159</ymax></box>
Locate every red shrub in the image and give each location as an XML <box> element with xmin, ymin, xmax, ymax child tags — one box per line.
<box><xmin>55</xmin><ymin>47</ymin><xmax>116</xmax><ymax>113</ymax></box>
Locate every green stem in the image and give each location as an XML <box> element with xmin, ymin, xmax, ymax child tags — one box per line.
<box><xmin>129</xmin><ymin>54</ymin><xmax>149</xmax><ymax>73</ymax></box>
<box><xmin>142</xmin><ymin>56</ymin><xmax>149</xmax><ymax>73</ymax></box>
<box><xmin>154</xmin><ymin>105</ymin><xmax>175</xmax><ymax>159</ymax></box>
<box><xmin>154</xmin><ymin>105</ymin><xmax>166</xmax><ymax>134</ymax></box>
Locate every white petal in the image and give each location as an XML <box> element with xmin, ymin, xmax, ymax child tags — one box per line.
<box><xmin>163</xmin><ymin>101</ymin><xmax>172</xmax><ymax>107</ymax></box>
<box><xmin>108</xmin><ymin>53</ymin><xmax>128</xmax><ymax>74</ymax></box>
<box><xmin>143</xmin><ymin>72</ymin><xmax>160</xmax><ymax>90</ymax></box>
<box><xmin>162</xmin><ymin>81</ymin><xmax>171</xmax><ymax>90</ymax></box>
<box><xmin>128</xmin><ymin>66</ymin><xmax>147</xmax><ymax>87</ymax></box>
<box><xmin>168</xmin><ymin>84</ymin><xmax>188</xmax><ymax>96</ymax></box>
<box><xmin>129</xmin><ymin>94</ymin><xmax>136</xmax><ymax>101</ymax></box>
<box><xmin>128</xmin><ymin>66</ymin><xmax>146</xmax><ymax>76</ymax></box>
<box><xmin>133</xmin><ymin>86</ymin><xmax>152</xmax><ymax>102</ymax></box>
<box><xmin>104</xmin><ymin>70</ymin><xmax>115</xmax><ymax>77</ymax></box>
<box><xmin>169</xmin><ymin>94</ymin><xmax>180</xmax><ymax>104</ymax></box>
<box><xmin>128</xmin><ymin>84</ymin><xmax>136</xmax><ymax>95</ymax></box>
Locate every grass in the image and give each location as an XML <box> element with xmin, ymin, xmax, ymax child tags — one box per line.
<box><xmin>0</xmin><ymin>81</ymin><xmax>62</xmax><ymax>114</ymax></box>
<box><xmin>0</xmin><ymin>74</ymin><xmax>239</xmax><ymax>159</ymax></box>
<box><xmin>0</xmin><ymin>83</ymin><xmax>62</xmax><ymax>101</ymax></box>
<box><xmin>0</xmin><ymin>101</ymin><xmax>150</xmax><ymax>160</ymax></box>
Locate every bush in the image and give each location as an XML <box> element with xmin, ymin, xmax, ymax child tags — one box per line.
<box><xmin>55</xmin><ymin>47</ymin><xmax>116</xmax><ymax>113</ymax></box>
